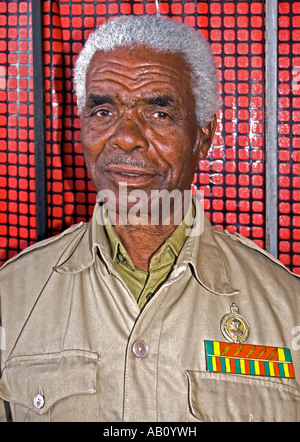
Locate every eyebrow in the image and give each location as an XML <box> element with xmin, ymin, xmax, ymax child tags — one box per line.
<box><xmin>85</xmin><ymin>93</ymin><xmax>175</xmax><ymax>109</ymax></box>
<box><xmin>144</xmin><ymin>95</ymin><xmax>174</xmax><ymax>107</ymax></box>
<box><xmin>86</xmin><ymin>93</ymin><xmax>114</xmax><ymax>109</ymax></box>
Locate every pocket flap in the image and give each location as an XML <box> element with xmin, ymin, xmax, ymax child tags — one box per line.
<box><xmin>186</xmin><ymin>370</ymin><xmax>300</xmax><ymax>422</ymax></box>
<box><xmin>0</xmin><ymin>350</ymin><xmax>98</xmax><ymax>415</ymax></box>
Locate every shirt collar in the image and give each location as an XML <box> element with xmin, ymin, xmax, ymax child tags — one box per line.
<box><xmin>54</xmin><ymin>195</ymin><xmax>239</xmax><ymax>296</ymax></box>
<box><xmin>103</xmin><ymin>200</ymin><xmax>194</xmax><ymax>271</ymax></box>
<box><xmin>178</xmin><ymin>198</ymin><xmax>240</xmax><ymax>296</ymax></box>
<box><xmin>104</xmin><ymin>212</ymin><xmax>135</xmax><ymax>270</ymax></box>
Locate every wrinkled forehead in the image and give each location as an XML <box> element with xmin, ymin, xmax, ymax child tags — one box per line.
<box><xmin>86</xmin><ymin>45</ymin><xmax>192</xmax><ymax>88</ymax></box>
<box><xmin>85</xmin><ymin>46</ymin><xmax>194</xmax><ymax>110</ymax></box>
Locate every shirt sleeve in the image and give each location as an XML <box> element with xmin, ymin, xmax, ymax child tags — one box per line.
<box><xmin>0</xmin><ymin>399</ymin><xmax>10</xmax><ymax>422</ymax></box>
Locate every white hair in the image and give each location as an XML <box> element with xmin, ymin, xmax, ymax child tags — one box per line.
<box><xmin>74</xmin><ymin>15</ymin><xmax>219</xmax><ymax>127</ymax></box>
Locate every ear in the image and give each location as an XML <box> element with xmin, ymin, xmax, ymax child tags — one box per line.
<box><xmin>197</xmin><ymin>116</ymin><xmax>217</xmax><ymax>159</ymax></box>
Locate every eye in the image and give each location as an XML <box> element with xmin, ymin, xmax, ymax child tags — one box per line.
<box><xmin>94</xmin><ymin>108</ymin><xmax>113</xmax><ymax>118</ymax></box>
<box><xmin>153</xmin><ymin>111</ymin><xmax>171</xmax><ymax>120</ymax></box>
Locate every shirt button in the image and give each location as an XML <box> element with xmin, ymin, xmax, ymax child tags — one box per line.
<box><xmin>132</xmin><ymin>339</ymin><xmax>149</xmax><ymax>358</ymax></box>
<box><xmin>117</xmin><ymin>252</ymin><xmax>126</xmax><ymax>262</ymax></box>
<box><xmin>146</xmin><ymin>292</ymin><xmax>154</xmax><ymax>302</ymax></box>
<box><xmin>33</xmin><ymin>393</ymin><xmax>45</xmax><ymax>409</ymax></box>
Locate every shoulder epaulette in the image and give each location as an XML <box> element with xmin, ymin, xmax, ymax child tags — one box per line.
<box><xmin>0</xmin><ymin>222</ymin><xmax>87</xmax><ymax>270</ymax></box>
<box><xmin>214</xmin><ymin>228</ymin><xmax>300</xmax><ymax>280</ymax></box>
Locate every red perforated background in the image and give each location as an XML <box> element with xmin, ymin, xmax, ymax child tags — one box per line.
<box><xmin>0</xmin><ymin>0</ymin><xmax>299</xmax><ymax>275</ymax></box>
<box><xmin>278</xmin><ymin>2</ymin><xmax>300</xmax><ymax>272</ymax></box>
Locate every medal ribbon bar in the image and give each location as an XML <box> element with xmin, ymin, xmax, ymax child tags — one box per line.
<box><xmin>205</xmin><ymin>340</ymin><xmax>295</xmax><ymax>379</ymax></box>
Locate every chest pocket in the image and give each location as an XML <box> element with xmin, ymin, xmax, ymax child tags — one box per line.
<box><xmin>0</xmin><ymin>350</ymin><xmax>98</xmax><ymax>422</ymax></box>
<box><xmin>186</xmin><ymin>370</ymin><xmax>300</xmax><ymax>422</ymax></box>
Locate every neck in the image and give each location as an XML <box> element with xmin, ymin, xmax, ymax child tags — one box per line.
<box><xmin>101</xmin><ymin>189</ymin><xmax>193</xmax><ymax>271</ymax></box>
<box><xmin>114</xmin><ymin>222</ymin><xmax>176</xmax><ymax>272</ymax></box>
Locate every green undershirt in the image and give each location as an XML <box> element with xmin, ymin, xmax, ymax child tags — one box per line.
<box><xmin>104</xmin><ymin>203</ymin><xmax>194</xmax><ymax>310</ymax></box>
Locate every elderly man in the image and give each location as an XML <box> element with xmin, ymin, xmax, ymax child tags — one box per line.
<box><xmin>0</xmin><ymin>15</ymin><xmax>299</xmax><ymax>422</ymax></box>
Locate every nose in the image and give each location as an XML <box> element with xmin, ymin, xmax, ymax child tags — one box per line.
<box><xmin>108</xmin><ymin>117</ymin><xmax>149</xmax><ymax>152</ymax></box>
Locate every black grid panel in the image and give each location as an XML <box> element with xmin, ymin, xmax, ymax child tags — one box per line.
<box><xmin>0</xmin><ymin>0</ymin><xmax>36</xmax><ymax>262</ymax></box>
<box><xmin>278</xmin><ymin>1</ymin><xmax>300</xmax><ymax>272</ymax></box>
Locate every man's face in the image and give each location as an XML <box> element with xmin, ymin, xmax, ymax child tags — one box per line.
<box><xmin>81</xmin><ymin>46</ymin><xmax>213</xmax><ymax>210</ymax></box>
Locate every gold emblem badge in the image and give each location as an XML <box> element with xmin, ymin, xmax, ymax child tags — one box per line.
<box><xmin>220</xmin><ymin>303</ymin><xmax>250</xmax><ymax>343</ymax></box>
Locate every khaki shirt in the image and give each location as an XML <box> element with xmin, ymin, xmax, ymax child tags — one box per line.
<box><xmin>0</xmin><ymin>198</ymin><xmax>299</xmax><ymax>422</ymax></box>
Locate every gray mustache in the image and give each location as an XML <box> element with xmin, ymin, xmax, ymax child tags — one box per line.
<box><xmin>103</xmin><ymin>157</ymin><xmax>157</xmax><ymax>173</ymax></box>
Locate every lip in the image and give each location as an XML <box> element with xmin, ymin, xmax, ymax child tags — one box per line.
<box><xmin>105</xmin><ymin>165</ymin><xmax>158</xmax><ymax>186</ymax></box>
